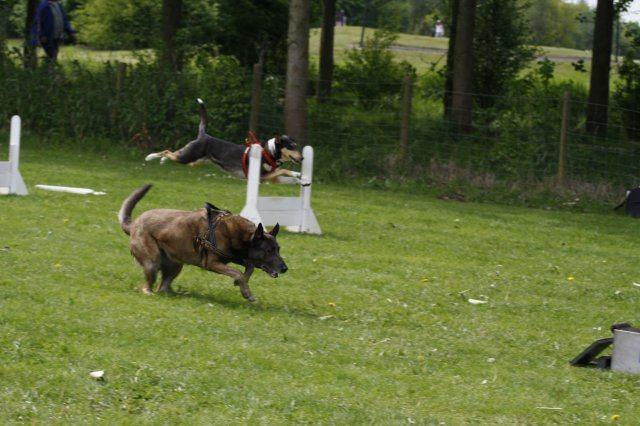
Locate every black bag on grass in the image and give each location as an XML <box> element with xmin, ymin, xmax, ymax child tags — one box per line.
<box><xmin>614</xmin><ymin>188</ymin><xmax>640</xmax><ymax>218</ymax></box>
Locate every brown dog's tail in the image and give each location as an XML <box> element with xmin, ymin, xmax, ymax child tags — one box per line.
<box><xmin>118</xmin><ymin>184</ymin><xmax>152</xmax><ymax>236</ymax></box>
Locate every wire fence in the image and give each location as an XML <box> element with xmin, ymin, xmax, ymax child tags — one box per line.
<box><xmin>2</xmin><ymin>57</ymin><xmax>640</xmax><ymax>193</ymax></box>
<box><xmin>253</xmin><ymin>70</ymin><xmax>640</xmax><ymax>189</ymax></box>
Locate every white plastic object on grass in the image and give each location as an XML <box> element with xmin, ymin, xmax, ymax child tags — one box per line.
<box><xmin>89</xmin><ymin>370</ymin><xmax>104</xmax><ymax>379</ymax></box>
<box><xmin>468</xmin><ymin>298</ymin><xmax>488</xmax><ymax>305</ymax></box>
<box><xmin>35</xmin><ymin>185</ymin><xmax>106</xmax><ymax>195</ymax></box>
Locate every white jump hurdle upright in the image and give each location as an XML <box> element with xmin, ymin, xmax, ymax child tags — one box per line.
<box><xmin>0</xmin><ymin>116</ymin><xmax>28</xmax><ymax>196</ymax></box>
<box><xmin>240</xmin><ymin>145</ymin><xmax>321</xmax><ymax>234</ymax></box>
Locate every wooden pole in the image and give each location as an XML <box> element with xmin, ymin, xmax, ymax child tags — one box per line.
<box><xmin>359</xmin><ymin>0</ymin><xmax>369</xmax><ymax>47</ymax></box>
<box><xmin>249</xmin><ymin>62</ymin><xmax>263</xmax><ymax>133</ymax></box>
<box><xmin>451</xmin><ymin>0</ymin><xmax>476</xmax><ymax>133</ymax></box>
<box><xmin>558</xmin><ymin>91</ymin><xmax>571</xmax><ymax>184</ymax></box>
<box><xmin>115</xmin><ymin>62</ymin><xmax>127</xmax><ymax>93</ymax></box>
<box><xmin>113</xmin><ymin>62</ymin><xmax>127</xmax><ymax>136</ymax></box>
<box><xmin>399</xmin><ymin>74</ymin><xmax>413</xmax><ymax>161</ymax></box>
<box><xmin>317</xmin><ymin>0</ymin><xmax>335</xmax><ymax>102</ymax></box>
<box><xmin>284</xmin><ymin>0</ymin><xmax>310</xmax><ymax>145</ymax></box>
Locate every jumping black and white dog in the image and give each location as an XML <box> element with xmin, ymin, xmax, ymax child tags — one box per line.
<box><xmin>145</xmin><ymin>99</ymin><xmax>303</xmax><ymax>182</ymax></box>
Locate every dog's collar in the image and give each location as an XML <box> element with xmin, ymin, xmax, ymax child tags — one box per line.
<box><xmin>242</xmin><ymin>132</ymin><xmax>279</xmax><ymax>177</ymax></box>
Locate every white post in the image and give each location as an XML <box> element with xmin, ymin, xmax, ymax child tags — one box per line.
<box><xmin>9</xmin><ymin>115</ymin><xmax>21</xmax><ymax>193</ymax></box>
<box><xmin>299</xmin><ymin>146</ymin><xmax>313</xmax><ymax>231</ymax></box>
<box><xmin>298</xmin><ymin>145</ymin><xmax>321</xmax><ymax>234</ymax></box>
<box><xmin>1</xmin><ymin>115</ymin><xmax>27</xmax><ymax>196</ymax></box>
<box><xmin>239</xmin><ymin>145</ymin><xmax>263</xmax><ymax>224</ymax></box>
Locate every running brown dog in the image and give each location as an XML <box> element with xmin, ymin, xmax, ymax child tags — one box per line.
<box><xmin>118</xmin><ymin>184</ymin><xmax>287</xmax><ymax>302</ymax></box>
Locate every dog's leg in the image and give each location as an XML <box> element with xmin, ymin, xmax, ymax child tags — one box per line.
<box><xmin>188</xmin><ymin>158</ymin><xmax>211</xmax><ymax>167</ymax></box>
<box><xmin>207</xmin><ymin>262</ymin><xmax>256</xmax><ymax>302</ymax></box>
<box><xmin>131</xmin><ymin>237</ymin><xmax>162</xmax><ymax>295</ymax></box>
<box><xmin>142</xmin><ymin>266</ymin><xmax>158</xmax><ymax>295</ymax></box>
<box><xmin>145</xmin><ymin>150</ymin><xmax>180</xmax><ymax>162</ymax></box>
<box><xmin>261</xmin><ymin>168</ymin><xmax>301</xmax><ymax>183</ymax></box>
<box><xmin>243</xmin><ymin>264</ymin><xmax>255</xmax><ymax>282</ymax></box>
<box><xmin>157</xmin><ymin>260</ymin><xmax>183</xmax><ymax>293</ymax></box>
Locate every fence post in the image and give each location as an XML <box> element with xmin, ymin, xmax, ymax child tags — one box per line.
<box><xmin>113</xmin><ymin>62</ymin><xmax>127</xmax><ymax>137</ymax></box>
<box><xmin>399</xmin><ymin>74</ymin><xmax>413</xmax><ymax>162</ymax></box>
<box><xmin>557</xmin><ymin>91</ymin><xmax>571</xmax><ymax>184</ymax></box>
<box><xmin>249</xmin><ymin>62</ymin><xmax>263</xmax><ymax>133</ymax></box>
<box><xmin>115</xmin><ymin>62</ymin><xmax>127</xmax><ymax>93</ymax></box>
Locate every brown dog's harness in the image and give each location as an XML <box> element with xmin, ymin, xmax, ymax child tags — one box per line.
<box><xmin>241</xmin><ymin>131</ymin><xmax>278</xmax><ymax>178</ymax></box>
<box><xmin>193</xmin><ymin>205</ymin><xmax>244</xmax><ymax>265</ymax></box>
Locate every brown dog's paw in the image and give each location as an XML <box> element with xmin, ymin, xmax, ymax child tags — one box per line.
<box><xmin>141</xmin><ymin>287</ymin><xmax>154</xmax><ymax>295</ymax></box>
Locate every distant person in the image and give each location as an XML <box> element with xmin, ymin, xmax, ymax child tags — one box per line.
<box><xmin>336</xmin><ymin>10</ymin><xmax>346</xmax><ymax>27</ymax></box>
<box><xmin>31</xmin><ymin>0</ymin><xmax>76</xmax><ymax>63</ymax></box>
<box><xmin>341</xmin><ymin>10</ymin><xmax>347</xmax><ymax>26</ymax></box>
<box><xmin>434</xmin><ymin>20</ymin><xmax>445</xmax><ymax>38</ymax></box>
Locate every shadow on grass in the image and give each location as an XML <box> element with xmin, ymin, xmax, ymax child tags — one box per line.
<box><xmin>168</xmin><ymin>289</ymin><xmax>323</xmax><ymax>320</ymax></box>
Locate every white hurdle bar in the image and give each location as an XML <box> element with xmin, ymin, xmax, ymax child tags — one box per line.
<box><xmin>240</xmin><ymin>144</ymin><xmax>321</xmax><ymax>234</ymax></box>
<box><xmin>0</xmin><ymin>116</ymin><xmax>28</xmax><ymax>196</ymax></box>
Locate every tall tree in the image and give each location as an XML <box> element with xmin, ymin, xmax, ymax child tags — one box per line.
<box><xmin>23</xmin><ymin>0</ymin><xmax>38</xmax><ymax>68</ymax></box>
<box><xmin>161</xmin><ymin>0</ymin><xmax>183</xmax><ymax>71</ymax></box>
<box><xmin>284</xmin><ymin>0</ymin><xmax>310</xmax><ymax>144</ymax></box>
<box><xmin>317</xmin><ymin>0</ymin><xmax>335</xmax><ymax>102</ymax></box>
<box><xmin>443</xmin><ymin>0</ymin><xmax>458</xmax><ymax>118</ymax></box>
<box><xmin>473</xmin><ymin>0</ymin><xmax>534</xmax><ymax>108</ymax></box>
<box><xmin>451</xmin><ymin>0</ymin><xmax>476</xmax><ymax>132</ymax></box>
<box><xmin>0</xmin><ymin>1</ymin><xmax>12</xmax><ymax>60</ymax></box>
<box><xmin>586</xmin><ymin>0</ymin><xmax>614</xmax><ymax>135</ymax></box>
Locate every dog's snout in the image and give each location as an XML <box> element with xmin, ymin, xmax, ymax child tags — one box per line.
<box><xmin>281</xmin><ymin>264</ymin><xmax>288</xmax><ymax>274</ymax></box>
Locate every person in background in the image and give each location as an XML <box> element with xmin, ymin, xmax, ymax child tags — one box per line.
<box><xmin>31</xmin><ymin>0</ymin><xmax>76</xmax><ymax>63</ymax></box>
<box><xmin>434</xmin><ymin>20</ymin><xmax>445</xmax><ymax>38</ymax></box>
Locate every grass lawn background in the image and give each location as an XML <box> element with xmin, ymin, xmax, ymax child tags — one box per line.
<box><xmin>1</xmin><ymin>140</ymin><xmax>640</xmax><ymax>423</ymax></box>
<box><xmin>6</xmin><ymin>26</ymin><xmax>596</xmax><ymax>85</ymax></box>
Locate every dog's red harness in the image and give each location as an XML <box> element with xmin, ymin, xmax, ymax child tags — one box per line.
<box><xmin>242</xmin><ymin>131</ymin><xmax>278</xmax><ymax>178</ymax></box>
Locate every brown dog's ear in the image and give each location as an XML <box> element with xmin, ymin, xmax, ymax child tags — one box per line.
<box><xmin>272</xmin><ymin>133</ymin><xmax>281</xmax><ymax>144</ymax></box>
<box><xmin>270</xmin><ymin>223</ymin><xmax>280</xmax><ymax>237</ymax></box>
<box><xmin>254</xmin><ymin>223</ymin><xmax>265</xmax><ymax>240</ymax></box>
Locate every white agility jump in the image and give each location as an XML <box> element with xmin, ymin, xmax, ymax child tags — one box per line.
<box><xmin>0</xmin><ymin>116</ymin><xmax>27</xmax><ymax>196</ymax></box>
<box><xmin>240</xmin><ymin>145</ymin><xmax>321</xmax><ymax>234</ymax></box>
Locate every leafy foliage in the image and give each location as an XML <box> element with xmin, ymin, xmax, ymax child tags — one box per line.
<box><xmin>473</xmin><ymin>0</ymin><xmax>536</xmax><ymax>108</ymax></box>
<box><xmin>0</xmin><ymin>52</ymin><xmax>250</xmax><ymax>145</ymax></box>
<box><xmin>74</xmin><ymin>0</ymin><xmax>161</xmax><ymax>49</ymax></box>
<box><xmin>214</xmin><ymin>0</ymin><xmax>288</xmax><ymax>70</ymax></box>
<box><xmin>71</xmin><ymin>0</ymin><xmax>286</xmax><ymax>70</ymax></box>
<box><xmin>527</xmin><ymin>0</ymin><xmax>592</xmax><ymax>50</ymax></box>
<box><xmin>334</xmin><ymin>29</ymin><xmax>414</xmax><ymax>109</ymax></box>
<box><xmin>614</xmin><ymin>34</ymin><xmax>640</xmax><ymax>139</ymax></box>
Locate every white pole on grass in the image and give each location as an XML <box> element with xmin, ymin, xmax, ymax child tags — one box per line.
<box><xmin>299</xmin><ymin>146</ymin><xmax>313</xmax><ymax>231</ymax></box>
<box><xmin>9</xmin><ymin>115</ymin><xmax>21</xmax><ymax>194</ymax></box>
<box><xmin>240</xmin><ymin>145</ymin><xmax>263</xmax><ymax>225</ymax></box>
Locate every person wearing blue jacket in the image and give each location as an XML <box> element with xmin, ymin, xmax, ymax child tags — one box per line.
<box><xmin>31</xmin><ymin>0</ymin><xmax>76</xmax><ymax>62</ymax></box>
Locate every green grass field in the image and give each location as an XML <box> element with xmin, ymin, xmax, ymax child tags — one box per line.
<box><xmin>2</xmin><ymin>142</ymin><xmax>640</xmax><ymax>423</ymax></box>
<box><xmin>8</xmin><ymin>26</ymin><xmax>595</xmax><ymax>84</ymax></box>
<box><xmin>309</xmin><ymin>26</ymin><xmax>594</xmax><ymax>85</ymax></box>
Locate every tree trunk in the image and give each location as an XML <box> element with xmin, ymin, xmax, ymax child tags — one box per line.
<box><xmin>317</xmin><ymin>0</ymin><xmax>335</xmax><ymax>102</ymax></box>
<box><xmin>443</xmin><ymin>0</ymin><xmax>459</xmax><ymax>118</ymax></box>
<box><xmin>586</xmin><ymin>0</ymin><xmax>614</xmax><ymax>136</ymax></box>
<box><xmin>285</xmin><ymin>0</ymin><xmax>310</xmax><ymax>144</ymax></box>
<box><xmin>451</xmin><ymin>0</ymin><xmax>476</xmax><ymax>132</ymax></box>
<box><xmin>161</xmin><ymin>0</ymin><xmax>183</xmax><ymax>71</ymax></box>
<box><xmin>23</xmin><ymin>0</ymin><xmax>38</xmax><ymax>69</ymax></box>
